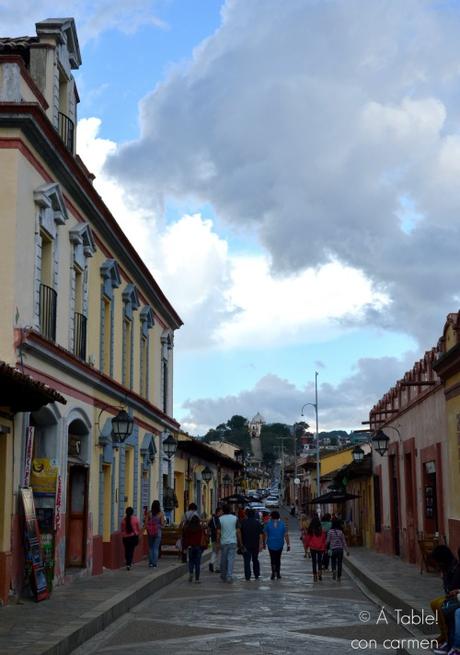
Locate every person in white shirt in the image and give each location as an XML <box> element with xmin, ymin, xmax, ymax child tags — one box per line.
<box><xmin>217</xmin><ymin>504</ymin><xmax>241</xmax><ymax>583</ymax></box>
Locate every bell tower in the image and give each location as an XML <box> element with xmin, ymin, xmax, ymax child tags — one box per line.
<box><xmin>248</xmin><ymin>412</ymin><xmax>264</xmax><ymax>462</ymax></box>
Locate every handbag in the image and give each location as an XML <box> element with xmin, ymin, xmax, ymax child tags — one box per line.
<box><xmin>200</xmin><ymin>524</ymin><xmax>210</xmax><ymax>550</ymax></box>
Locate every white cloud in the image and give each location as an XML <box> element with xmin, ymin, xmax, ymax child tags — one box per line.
<box><xmin>0</xmin><ymin>1</ymin><xmax>166</xmax><ymax>43</ymax></box>
<box><xmin>78</xmin><ymin>117</ymin><xmax>386</xmax><ymax>351</ymax></box>
<box><xmin>180</xmin><ymin>353</ymin><xmax>417</xmax><ymax>435</ymax></box>
<box><xmin>105</xmin><ymin>0</ymin><xmax>460</xmax><ymax>345</ymax></box>
<box><xmin>217</xmin><ymin>256</ymin><xmax>387</xmax><ymax>349</ymax></box>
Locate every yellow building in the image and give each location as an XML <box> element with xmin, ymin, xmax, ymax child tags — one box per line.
<box><xmin>0</xmin><ymin>18</ymin><xmax>182</xmax><ymax>602</ymax></box>
<box><xmin>175</xmin><ymin>436</ymin><xmax>242</xmax><ymax>521</ymax></box>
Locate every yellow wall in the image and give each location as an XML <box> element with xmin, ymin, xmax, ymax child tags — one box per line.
<box><xmin>0</xmin><ymin>148</ymin><xmax>18</xmax><ymax>365</ymax></box>
<box><xmin>320</xmin><ymin>448</ymin><xmax>354</xmax><ymax>476</ymax></box>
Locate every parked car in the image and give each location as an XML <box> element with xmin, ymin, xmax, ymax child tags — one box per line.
<box><xmin>264</xmin><ymin>496</ymin><xmax>280</xmax><ymax>508</ymax></box>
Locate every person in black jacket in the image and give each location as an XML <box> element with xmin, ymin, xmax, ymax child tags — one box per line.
<box><xmin>208</xmin><ymin>506</ymin><xmax>222</xmax><ymax>573</ymax></box>
<box><xmin>240</xmin><ymin>509</ymin><xmax>264</xmax><ymax>581</ymax></box>
<box><xmin>431</xmin><ymin>545</ymin><xmax>460</xmax><ymax>652</ymax></box>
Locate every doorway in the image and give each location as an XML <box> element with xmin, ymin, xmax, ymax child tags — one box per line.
<box><xmin>66</xmin><ymin>465</ymin><xmax>88</xmax><ymax>568</ymax></box>
<box><xmin>389</xmin><ymin>455</ymin><xmax>400</xmax><ymax>556</ymax></box>
<box><xmin>423</xmin><ymin>461</ymin><xmax>438</xmax><ymax>534</ymax></box>
<box><xmin>404</xmin><ymin>452</ymin><xmax>416</xmax><ymax>563</ymax></box>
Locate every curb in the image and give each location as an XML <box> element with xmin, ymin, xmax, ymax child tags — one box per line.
<box><xmin>343</xmin><ymin>557</ymin><xmax>437</xmax><ymax>655</ymax></box>
<box><xmin>35</xmin><ymin>560</ymin><xmax>190</xmax><ymax>655</ymax></box>
<box><xmin>343</xmin><ymin>556</ymin><xmax>435</xmax><ymax>634</ymax></box>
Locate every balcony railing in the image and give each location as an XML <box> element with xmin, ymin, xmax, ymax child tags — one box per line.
<box><xmin>58</xmin><ymin>111</ymin><xmax>75</xmax><ymax>153</ymax></box>
<box><xmin>74</xmin><ymin>312</ymin><xmax>87</xmax><ymax>361</ymax></box>
<box><xmin>39</xmin><ymin>283</ymin><xmax>57</xmax><ymax>342</ymax></box>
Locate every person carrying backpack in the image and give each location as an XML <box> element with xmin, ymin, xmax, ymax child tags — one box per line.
<box><xmin>183</xmin><ymin>514</ymin><xmax>205</xmax><ymax>583</ymax></box>
<box><xmin>208</xmin><ymin>506</ymin><xmax>223</xmax><ymax>573</ymax></box>
<box><xmin>144</xmin><ymin>500</ymin><xmax>165</xmax><ymax>568</ymax></box>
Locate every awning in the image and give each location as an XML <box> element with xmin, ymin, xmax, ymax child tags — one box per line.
<box><xmin>0</xmin><ymin>362</ymin><xmax>66</xmax><ymax>413</ymax></box>
<box><xmin>308</xmin><ymin>490</ymin><xmax>360</xmax><ymax>505</ymax></box>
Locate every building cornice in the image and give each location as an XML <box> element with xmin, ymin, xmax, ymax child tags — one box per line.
<box><xmin>19</xmin><ymin>329</ymin><xmax>180</xmax><ymax>431</ymax></box>
<box><xmin>0</xmin><ymin>104</ymin><xmax>183</xmax><ymax>330</ymax></box>
<box><xmin>432</xmin><ymin>343</ymin><xmax>460</xmax><ymax>382</ymax></box>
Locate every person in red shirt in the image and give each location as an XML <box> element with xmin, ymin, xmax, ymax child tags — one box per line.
<box><xmin>304</xmin><ymin>515</ymin><xmax>326</xmax><ymax>581</ymax></box>
<box><xmin>121</xmin><ymin>507</ymin><xmax>141</xmax><ymax>570</ymax></box>
<box><xmin>183</xmin><ymin>515</ymin><xmax>205</xmax><ymax>583</ymax></box>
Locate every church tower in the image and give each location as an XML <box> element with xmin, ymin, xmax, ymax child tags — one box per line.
<box><xmin>248</xmin><ymin>412</ymin><xmax>265</xmax><ymax>462</ymax></box>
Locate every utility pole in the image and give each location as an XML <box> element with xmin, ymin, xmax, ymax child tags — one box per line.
<box><xmin>276</xmin><ymin>436</ymin><xmax>291</xmax><ymax>504</ymax></box>
<box><xmin>315</xmin><ymin>371</ymin><xmax>320</xmax><ymax>514</ymax></box>
<box><xmin>301</xmin><ymin>371</ymin><xmax>320</xmax><ymax>513</ymax></box>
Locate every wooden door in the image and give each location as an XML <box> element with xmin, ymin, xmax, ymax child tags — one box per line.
<box><xmin>404</xmin><ymin>453</ymin><xmax>416</xmax><ymax>563</ymax></box>
<box><xmin>66</xmin><ymin>465</ymin><xmax>88</xmax><ymax>568</ymax></box>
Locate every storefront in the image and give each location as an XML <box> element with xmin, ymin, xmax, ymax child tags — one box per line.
<box><xmin>0</xmin><ymin>361</ymin><xmax>66</xmax><ymax>606</ymax></box>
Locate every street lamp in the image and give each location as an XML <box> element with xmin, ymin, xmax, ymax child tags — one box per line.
<box><xmin>371</xmin><ymin>430</ymin><xmax>390</xmax><ymax>457</ymax></box>
<box><xmin>351</xmin><ymin>425</ymin><xmax>399</xmax><ymax>457</ymax></box>
<box><xmin>352</xmin><ymin>445</ymin><xmax>365</xmax><ymax>463</ymax></box>
<box><xmin>301</xmin><ymin>371</ymin><xmax>320</xmax><ymax>511</ymax></box>
<box><xmin>162</xmin><ymin>433</ymin><xmax>178</xmax><ymax>519</ymax></box>
<box><xmin>201</xmin><ymin>466</ymin><xmax>212</xmax><ymax>483</ymax></box>
<box><xmin>201</xmin><ymin>466</ymin><xmax>213</xmax><ymax>515</ymax></box>
<box><xmin>163</xmin><ymin>433</ymin><xmax>178</xmax><ymax>459</ymax></box>
<box><xmin>111</xmin><ymin>408</ymin><xmax>134</xmax><ymax>445</ymax></box>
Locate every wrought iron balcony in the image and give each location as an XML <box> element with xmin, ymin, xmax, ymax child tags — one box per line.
<box><xmin>58</xmin><ymin>111</ymin><xmax>75</xmax><ymax>152</ymax></box>
<box><xmin>73</xmin><ymin>312</ymin><xmax>87</xmax><ymax>361</ymax></box>
<box><xmin>39</xmin><ymin>283</ymin><xmax>57</xmax><ymax>342</ymax></box>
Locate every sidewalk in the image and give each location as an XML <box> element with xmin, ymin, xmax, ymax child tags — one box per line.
<box><xmin>344</xmin><ymin>547</ymin><xmax>442</xmax><ymax>635</ymax></box>
<box><xmin>0</xmin><ymin>557</ymin><xmax>188</xmax><ymax>655</ymax></box>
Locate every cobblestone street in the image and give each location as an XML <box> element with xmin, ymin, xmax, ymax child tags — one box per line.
<box><xmin>76</xmin><ymin>524</ymin><xmax>411</xmax><ymax>655</ymax></box>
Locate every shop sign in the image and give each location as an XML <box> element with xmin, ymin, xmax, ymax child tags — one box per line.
<box><xmin>30</xmin><ymin>458</ymin><xmax>58</xmax><ymax>494</ymax></box>
<box><xmin>54</xmin><ymin>475</ymin><xmax>62</xmax><ymax>531</ymax></box>
<box><xmin>23</xmin><ymin>426</ymin><xmax>35</xmax><ymax>487</ymax></box>
<box><xmin>20</xmin><ymin>487</ymin><xmax>49</xmax><ymax>602</ymax></box>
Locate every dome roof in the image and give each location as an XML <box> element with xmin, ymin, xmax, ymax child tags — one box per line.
<box><xmin>251</xmin><ymin>412</ymin><xmax>265</xmax><ymax>423</ymax></box>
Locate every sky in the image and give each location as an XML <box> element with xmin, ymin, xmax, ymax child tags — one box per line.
<box><xmin>4</xmin><ymin>0</ymin><xmax>460</xmax><ymax>435</ymax></box>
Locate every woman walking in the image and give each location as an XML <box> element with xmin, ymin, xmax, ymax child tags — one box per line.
<box><xmin>305</xmin><ymin>515</ymin><xmax>326</xmax><ymax>581</ymax></box>
<box><xmin>145</xmin><ymin>500</ymin><xmax>165</xmax><ymax>568</ymax></box>
<box><xmin>327</xmin><ymin>518</ymin><xmax>349</xmax><ymax>580</ymax></box>
<box><xmin>430</xmin><ymin>545</ymin><xmax>460</xmax><ymax>653</ymax></box>
<box><xmin>183</xmin><ymin>514</ymin><xmax>204</xmax><ymax>583</ymax></box>
<box><xmin>264</xmin><ymin>510</ymin><xmax>290</xmax><ymax>580</ymax></box>
<box><xmin>121</xmin><ymin>506</ymin><xmax>141</xmax><ymax>570</ymax></box>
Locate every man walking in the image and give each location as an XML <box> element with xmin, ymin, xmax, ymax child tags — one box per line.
<box><xmin>217</xmin><ymin>504</ymin><xmax>241</xmax><ymax>583</ymax></box>
<box><xmin>208</xmin><ymin>506</ymin><xmax>223</xmax><ymax>573</ymax></box>
<box><xmin>240</xmin><ymin>509</ymin><xmax>264</xmax><ymax>580</ymax></box>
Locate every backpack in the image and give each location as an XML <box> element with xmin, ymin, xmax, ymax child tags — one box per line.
<box><xmin>146</xmin><ymin>513</ymin><xmax>159</xmax><ymax>537</ymax></box>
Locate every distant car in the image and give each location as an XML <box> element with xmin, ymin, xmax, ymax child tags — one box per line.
<box><xmin>264</xmin><ymin>496</ymin><xmax>280</xmax><ymax>508</ymax></box>
<box><xmin>244</xmin><ymin>503</ymin><xmax>266</xmax><ymax>521</ymax></box>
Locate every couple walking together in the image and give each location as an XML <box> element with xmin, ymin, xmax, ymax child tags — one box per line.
<box><xmin>302</xmin><ymin>514</ymin><xmax>349</xmax><ymax>581</ymax></box>
<box><xmin>121</xmin><ymin>502</ymin><xmax>165</xmax><ymax>570</ymax></box>
<box><xmin>216</xmin><ymin>506</ymin><xmax>290</xmax><ymax>582</ymax></box>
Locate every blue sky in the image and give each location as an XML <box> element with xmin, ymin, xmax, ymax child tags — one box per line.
<box><xmin>6</xmin><ymin>0</ymin><xmax>459</xmax><ymax>435</ymax></box>
<box><xmin>75</xmin><ymin>1</ymin><xmax>224</xmax><ymax>142</ymax></box>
